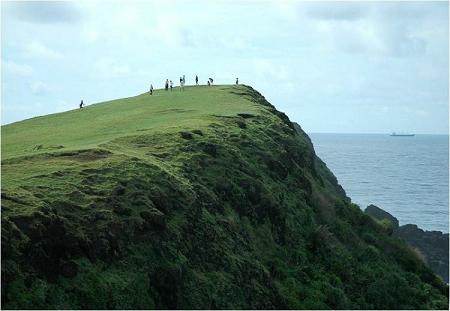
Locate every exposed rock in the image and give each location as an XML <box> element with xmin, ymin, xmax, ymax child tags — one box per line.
<box><xmin>365</xmin><ymin>205</ymin><xmax>448</xmax><ymax>283</ymax></box>
<box><xmin>365</xmin><ymin>204</ymin><xmax>399</xmax><ymax>229</ymax></box>
<box><xmin>394</xmin><ymin>224</ymin><xmax>449</xmax><ymax>283</ymax></box>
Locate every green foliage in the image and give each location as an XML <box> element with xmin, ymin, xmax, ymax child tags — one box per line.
<box><xmin>2</xmin><ymin>85</ymin><xmax>448</xmax><ymax>309</ymax></box>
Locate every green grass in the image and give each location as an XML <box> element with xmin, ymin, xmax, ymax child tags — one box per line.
<box><xmin>2</xmin><ymin>85</ymin><xmax>260</xmax><ymax>191</ymax></box>
<box><xmin>2</xmin><ymin>85</ymin><xmax>260</xmax><ymax>160</ymax></box>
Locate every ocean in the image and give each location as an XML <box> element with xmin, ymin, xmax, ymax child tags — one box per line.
<box><xmin>309</xmin><ymin>133</ymin><xmax>449</xmax><ymax>233</ymax></box>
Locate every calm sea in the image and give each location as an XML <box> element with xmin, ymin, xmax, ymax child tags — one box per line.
<box><xmin>309</xmin><ymin>133</ymin><xmax>449</xmax><ymax>233</ymax></box>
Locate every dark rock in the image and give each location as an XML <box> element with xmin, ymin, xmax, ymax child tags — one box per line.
<box><xmin>394</xmin><ymin>224</ymin><xmax>449</xmax><ymax>283</ymax></box>
<box><xmin>365</xmin><ymin>205</ymin><xmax>448</xmax><ymax>283</ymax></box>
<box><xmin>365</xmin><ymin>204</ymin><xmax>399</xmax><ymax>229</ymax></box>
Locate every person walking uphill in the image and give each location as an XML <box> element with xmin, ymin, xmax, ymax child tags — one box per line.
<box><xmin>179</xmin><ymin>77</ymin><xmax>184</xmax><ymax>91</ymax></box>
<box><xmin>165</xmin><ymin>79</ymin><xmax>169</xmax><ymax>91</ymax></box>
<box><xmin>79</xmin><ymin>100</ymin><xmax>84</xmax><ymax>109</ymax></box>
<box><xmin>149</xmin><ymin>84</ymin><xmax>153</xmax><ymax>95</ymax></box>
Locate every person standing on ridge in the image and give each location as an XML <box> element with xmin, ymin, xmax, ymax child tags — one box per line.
<box><xmin>165</xmin><ymin>79</ymin><xmax>169</xmax><ymax>91</ymax></box>
<box><xmin>79</xmin><ymin>100</ymin><xmax>84</xmax><ymax>109</ymax></box>
<box><xmin>170</xmin><ymin>80</ymin><xmax>174</xmax><ymax>91</ymax></box>
<box><xmin>183</xmin><ymin>75</ymin><xmax>186</xmax><ymax>86</ymax></box>
<box><xmin>236</xmin><ymin>78</ymin><xmax>239</xmax><ymax>85</ymax></box>
<box><xmin>195</xmin><ymin>75</ymin><xmax>198</xmax><ymax>85</ymax></box>
<box><xmin>150</xmin><ymin>84</ymin><xmax>153</xmax><ymax>95</ymax></box>
<box><xmin>179</xmin><ymin>77</ymin><xmax>184</xmax><ymax>91</ymax></box>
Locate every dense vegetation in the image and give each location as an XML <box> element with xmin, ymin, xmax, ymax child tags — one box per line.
<box><xmin>2</xmin><ymin>85</ymin><xmax>448</xmax><ymax>309</ymax></box>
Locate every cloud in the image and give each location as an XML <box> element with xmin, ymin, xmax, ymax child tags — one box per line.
<box><xmin>25</xmin><ymin>41</ymin><xmax>64</xmax><ymax>60</ymax></box>
<box><xmin>30</xmin><ymin>81</ymin><xmax>50</xmax><ymax>95</ymax></box>
<box><xmin>2</xmin><ymin>60</ymin><xmax>34</xmax><ymax>76</ymax></box>
<box><xmin>303</xmin><ymin>2</ymin><xmax>367</xmax><ymax>21</ymax></box>
<box><xmin>3</xmin><ymin>1</ymin><xmax>81</xmax><ymax>24</ymax></box>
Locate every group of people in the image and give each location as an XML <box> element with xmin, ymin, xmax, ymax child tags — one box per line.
<box><xmin>79</xmin><ymin>76</ymin><xmax>240</xmax><ymax>109</ymax></box>
<box><xmin>148</xmin><ymin>75</ymin><xmax>239</xmax><ymax>95</ymax></box>
<box><xmin>78</xmin><ymin>75</ymin><xmax>239</xmax><ymax>109</ymax></box>
<box><xmin>163</xmin><ymin>79</ymin><xmax>175</xmax><ymax>91</ymax></box>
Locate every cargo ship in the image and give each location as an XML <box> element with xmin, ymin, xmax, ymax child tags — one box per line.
<box><xmin>390</xmin><ymin>132</ymin><xmax>415</xmax><ymax>137</ymax></box>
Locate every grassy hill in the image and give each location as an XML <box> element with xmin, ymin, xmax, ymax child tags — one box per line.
<box><xmin>1</xmin><ymin>85</ymin><xmax>448</xmax><ymax>309</ymax></box>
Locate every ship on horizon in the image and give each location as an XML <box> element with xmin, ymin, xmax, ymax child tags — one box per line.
<box><xmin>390</xmin><ymin>132</ymin><xmax>415</xmax><ymax>137</ymax></box>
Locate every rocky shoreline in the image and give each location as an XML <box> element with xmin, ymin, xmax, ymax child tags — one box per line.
<box><xmin>365</xmin><ymin>204</ymin><xmax>449</xmax><ymax>283</ymax></box>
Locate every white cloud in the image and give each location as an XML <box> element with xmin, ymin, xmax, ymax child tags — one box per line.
<box><xmin>303</xmin><ymin>2</ymin><xmax>367</xmax><ymax>21</ymax></box>
<box><xmin>3</xmin><ymin>1</ymin><xmax>82</xmax><ymax>24</ymax></box>
<box><xmin>2</xmin><ymin>60</ymin><xmax>34</xmax><ymax>76</ymax></box>
<box><xmin>25</xmin><ymin>41</ymin><xmax>64</xmax><ymax>60</ymax></box>
<box><xmin>30</xmin><ymin>81</ymin><xmax>50</xmax><ymax>95</ymax></box>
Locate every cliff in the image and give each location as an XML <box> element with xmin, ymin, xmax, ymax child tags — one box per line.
<box><xmin>1</xmin><ymin>85</ymin><xmax>448</xmax><ymax>309</ymax></box>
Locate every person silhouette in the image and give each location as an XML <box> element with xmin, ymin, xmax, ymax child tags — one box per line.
<box><xmin>195</xmin><ymin>75</ymin><xmax>198</xmax><ymax>85</ymax></box>
<box><xmin>236</xmin><ymin>78</ymin><xmax>239</xmax><ymax>85</ymax></box>
<box><xmin>79</xmin><ymin>100</ymin><xmax>84</xmax><ymax>109</ymax></box>
<box><xmin>150</xmin><ymin>84</ymin><xmax>153</xmax><ymax>95</ymax></box>
<box><xmin>179</xmin><ymin>77</ymin><xmax>184</xmax><ymax>91</ymax></box>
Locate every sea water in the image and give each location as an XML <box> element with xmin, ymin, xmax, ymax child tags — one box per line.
<box><xmin>309</xmin><ymin>133</ymin><xmax>449</xmax><ymax>233</ymax></box>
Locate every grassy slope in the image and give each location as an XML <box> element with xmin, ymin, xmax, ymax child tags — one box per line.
<box><xmin>3</xmin><ymin>86</ymin><xmax>258</xmax><ymax>160</ymax></box>
<box><xmin>2</xmin><ymin>86</ymin><xmax>259</xmax><ymax>204</ymax></box>
<box><xmin>1</xmin><ymin>85</ymin><xmax>448</xmax><ymax>309</ymax></box>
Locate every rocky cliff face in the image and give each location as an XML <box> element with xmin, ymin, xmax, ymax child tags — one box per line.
<box><xmin>2</xmin><ymin>86</ymin><xmax>448</xmax><ymax>309</ymax></box>
<box><xmin>395</xmin><ymin>225</ymin><xmax>449</xmax><ymax>283</ymax></box>
<box><xmin>365</xmin><ymin>205</ymin><xmax>449</xmax><ymax>283</ymax></box>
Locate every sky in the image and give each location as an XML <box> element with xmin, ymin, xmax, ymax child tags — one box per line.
<box><xmin>1</xmin><ymin>0</ymin><xmax>449</xmax><ymax>134</ymax></box>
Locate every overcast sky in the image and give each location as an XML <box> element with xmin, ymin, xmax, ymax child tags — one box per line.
<box><xmin>1</xmin><ymin>1</ymin><xmax>448</xmax><ymax>134</ymax></box>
